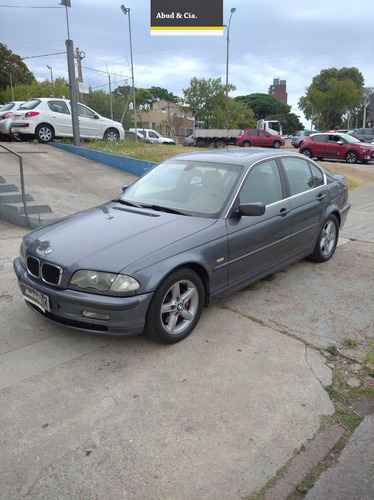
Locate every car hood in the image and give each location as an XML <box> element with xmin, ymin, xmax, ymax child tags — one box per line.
<box><xmin>27</xmin><ymin>201</ymin><xmax>217</xmax><ymax>273</ymax></box>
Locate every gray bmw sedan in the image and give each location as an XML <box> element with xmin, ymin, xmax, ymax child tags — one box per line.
<box><xmin>14</xmin><ymin>148</ymin><xmax>350</xmax><ymax>343</ymax></box>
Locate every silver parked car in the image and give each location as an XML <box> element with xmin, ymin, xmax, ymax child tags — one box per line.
<box><xmin>291</xmin><ymin>130</ymin><xmax>318</xmax><ymax>148</ymax></box>
<box><xmin>14</xmin><ymin>149</ymin><xmax>350</xmax><ymax>344</ymax></box>
<box><xmin>0</xmin><ymin>101</ymin><xmax>25</xmax><ymax>140</ymax></box>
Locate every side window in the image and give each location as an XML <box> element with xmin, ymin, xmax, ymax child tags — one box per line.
<box><xmin>282</xmin><ymin>158</ymin><xmax>314</xmax><ymax>196</ymax></box>
<box><xmin>48</xmin><ymin>101</ymin><xmax>70</xmax><ymax>114</ymax></box>
<box><xmin>148</xmin><ymin>131</ymin><xmax>158</xmax><ymax>138</ymax></box>
<box><xmin>258</xmin><ymin>130</ymin><xmax>268</xmax><ymax>137</ymax></box>
<box><xmin>248</xmin><ymin>130</ymin><xmax>257</xmax><ymax>136</ymax></box>
<box><xmin>239</xmin><ymin>160</ymin><xmax>283</xmax><ymax>206</ymax></box>
<box><xmin>312</xmin><ymin>134</ymin><xmax>327</xmax><ymax>143</ymax></box>
<box><xmin>309</xmin><ymin>163</ymin><xmax>324</xmax><ymax>187</ymax></box>
<box><xmin>77</xmin><ymin>104</ymin><xmax>96</xmax><ymax>118</ymax></box>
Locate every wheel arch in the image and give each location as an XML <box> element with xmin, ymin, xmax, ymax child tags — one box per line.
<box><xmin>139</xmin><ymin>260</ymin><xmax>211</xmax><ymax>308</ymax></box>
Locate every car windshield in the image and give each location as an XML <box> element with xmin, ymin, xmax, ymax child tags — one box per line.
<box><xmin>119</xmin><ymin>160</ymin><xmax>243</xmax><ymax>217</ymax></box>
<box><xmin>19</xmin><ymin>99</ymin><xmax>41</xmax><ymax>110</ymax></box>
<box><xmin>339</xmin><ymin>133</ymin><xmax>362</xmax><ymax>144</ymax></box>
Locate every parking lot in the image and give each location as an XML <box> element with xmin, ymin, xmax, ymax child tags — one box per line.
<box><xmin>1</xmin><ymin>143</ymin><xmax>373</xmax><ymax>498</ymax></box>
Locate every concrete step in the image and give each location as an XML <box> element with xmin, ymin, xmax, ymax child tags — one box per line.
<box><xmin>0</xmin><ymin>191</ymin><xmax>34</xmax><ymax>203</ymax></box>
<box><xmin>0</xmin><ymin>183</ymin><xmax>19</xmax><ymax>193</ymax></box>
<box><xmin>3</xmin><ymin>201</ymin><xmax>52</xmax><ymax>216</ymax></box>
<box><xmin>28</xmin><ymin>212</ymin><xmax>63</xmax><ymax>229</ymax></box>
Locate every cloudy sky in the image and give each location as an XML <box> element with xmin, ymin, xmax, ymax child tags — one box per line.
<box><xmin>2</xmin><ymin>0</ymin><xmax>374</xmax><ymax>125</ymax></box>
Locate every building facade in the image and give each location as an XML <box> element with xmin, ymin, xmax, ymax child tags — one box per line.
<box><xmin>136</xmin><ymin>99</ymin><xmax>195</xmax><ymax>141</ymax></box>
<box><xmin>268</xmin><ymin>78</ymin><xmax>288</xmax><ymax>105</ymax></box>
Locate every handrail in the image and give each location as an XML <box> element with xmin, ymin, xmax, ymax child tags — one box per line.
<box><xmin>0</xmin><ymin>144</ymin><xmax>30</xmax><ymax>227</ymax></box>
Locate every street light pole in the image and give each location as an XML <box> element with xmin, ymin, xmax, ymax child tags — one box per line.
<box><xmin>121</xmin><ymin>5</ymin><xmax>137</xmax><ymax>140</ymax></box>
<box><xmin>47</xmin><ymin>65</ymin><xmax>55</xmax><ymax>97</ymax></box>
<box><xmin>225</xmin><ymin>7</ymin><xmax>236</xmax><ymax>130</ymax></box>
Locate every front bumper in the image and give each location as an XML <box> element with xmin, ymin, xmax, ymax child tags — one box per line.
<box><xmin>14</xmin><ymin>258</ymin><xmax>153</xmax><ymax>336</ymax></box>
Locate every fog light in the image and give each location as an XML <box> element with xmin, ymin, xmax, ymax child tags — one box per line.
<box><xmin>82</xmin><ymin>311</ymin><xmax>110</xmax><ymax>320</ymax></box>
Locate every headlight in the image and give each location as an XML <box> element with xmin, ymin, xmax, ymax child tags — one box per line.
<box><xmin>70</xmin><ymin>270</ymin><xmax>140</xmax><ymax>293</ymax></box>
<box><xmin>19</xmin><ymin>238</ymin><xmax>32</xmax><ymax>266</ymax></box>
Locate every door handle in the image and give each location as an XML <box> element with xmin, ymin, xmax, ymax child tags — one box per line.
<box><xmin>316</xmin><ymin>192</ymin><xmax>326</xmax><ymax>201</ymax></box>
<box><xmin>278</xmin><ymin>207</ymin><xmax>291</xmax><ymax>216</ymax></box>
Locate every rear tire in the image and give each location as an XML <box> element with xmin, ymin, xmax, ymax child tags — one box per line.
<box><xmin>36</xmin><ymin>124</ymin><xmax>54</xmax><ymax>143</ymax></box>
<box><xmin>215</xmin><ymin>139</ymin><xmax>225</xmax><ymax>148</ymax></box>
<box><xmin>301</xmin><ymin>147</ymin><xmax>312</xmax><ymax>158</ymax></box>
<box><xmin>308</xmin><ymin>215</ymin><xmax>339</xmax><ymax>263</ymax></box>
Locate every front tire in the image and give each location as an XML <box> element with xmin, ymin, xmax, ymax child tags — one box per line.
<box><xmin>215</xmin><ymin>139</ymin><xmax>225</xmax><ymax>148</ymax></box>
<box><xmin>104</xmin><ymin>128</ymin><xmax>120</xmax><ymax>142</ymax></box>
<box><xmin>242</xmin><ymin>140</ymin><xmax>251</xmax><ymax>147</ymax></box>
<box><xmin>308</xmin><ymin>215</ymin><xmax>339</xmax><ymax>262</ymax></box>
<box><xmin>345</xmin><ymin>151</ymin><xmax>358</xmax><ymax>164</ymax></box>
<box><xmin>273</xmin><ymin>140</ymin><xmax>281</xmax><ymax>149</ymax></box>
<box><xmin>145</xmin><ymin>268</ymin><xmax>205</xmax><ymax>344</ymax></box>
<box><xmin>36</xmin><ymin>124</ymin><xmax>54</xmax><ymax>143</ymax></box>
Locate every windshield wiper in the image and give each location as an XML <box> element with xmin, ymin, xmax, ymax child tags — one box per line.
<box><xmin>113</xmin><ymin>198</ymin><xmax>140</xmax><ymax>208</ymax></box>
<box><xmin>139</xmin><ymin>204</ymin><xmax>190</xmax><ymax>216</ymax></box>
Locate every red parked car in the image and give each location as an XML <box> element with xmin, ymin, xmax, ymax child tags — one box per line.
<box><xmin>237</xmin><ymin>129</ymin><xmax>285</xmax><ymax>148</ymax></box>
<box><xmin>300</xmin><ymin>132</ymin><xmax>374</xmax><ymax>164</ymax></box>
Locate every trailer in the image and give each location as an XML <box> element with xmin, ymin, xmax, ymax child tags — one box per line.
<box><xmin>193</xmin><ymin>128</ymin><xmax>241</xmax><ymax>148</ymax></box>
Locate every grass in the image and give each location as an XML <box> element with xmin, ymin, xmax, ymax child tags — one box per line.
<box><xmin>343</xmin><ymin>338</ymin><xmax>358</xmax><ymax>347</ymax></box>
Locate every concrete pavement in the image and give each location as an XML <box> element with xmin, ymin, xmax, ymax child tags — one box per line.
<box><xmin>0</xmin><ymin>142</ymin><xmax>373</xmax><ymax>498</ymax></box>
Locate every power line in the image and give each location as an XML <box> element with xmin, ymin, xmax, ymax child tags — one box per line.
<box><xmin>0</xmin><ymin>5</ymin><xmax>62</xmax><ymax>8</ymax></box>
<box><xmin>22</xmin><ymin>52</ymin><xmax>66</xmax><ymax>60</ymax></box>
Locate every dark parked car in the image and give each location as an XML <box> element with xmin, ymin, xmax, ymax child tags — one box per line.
<box><xmin>14</xmin><ymin>149</ymin><xmax>350</xmax><ymax>344</ymax></box>
<box><xmin>300</xmin><ymin>132</ymin><xmax>374</xmax><ymax>163</ymax></box>
<box><xmin>348</xmin><ymin>128</ymin><xmax>374</xmax><ymax>143</ymax></box>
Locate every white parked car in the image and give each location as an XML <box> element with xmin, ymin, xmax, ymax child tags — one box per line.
<box><xmin>0</xmin><ymin>101</ymin><xmax>25</xmax><ymax>140</ymax></box>
<box><xmin>129</xmin><ymin>128</ymin><xmax>175</xmax><ymax>145</ymax></box>
<box><xmin>11</xmin><ymin>98</ymin><xmax>125</xmax><ymax>143</ymax></box>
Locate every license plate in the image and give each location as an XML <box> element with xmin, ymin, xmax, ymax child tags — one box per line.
<box><xmin>22</xmin><ymin>284</ymin><xmax>50</xmax><ymax>313</ymax></box>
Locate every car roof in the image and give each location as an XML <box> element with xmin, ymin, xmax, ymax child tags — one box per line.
<box><xmin>170</xmin><ymin>148</ymin><xmax>306</xmax><ymax>166</ymax></box>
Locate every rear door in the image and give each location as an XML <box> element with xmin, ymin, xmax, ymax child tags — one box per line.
<box><xmin>46</xmin><ymin>100</ymin><xmax>72</xmax><ymax>136</ymax></box>
<box><xmin>280</xmin><ymin>157</ymin><xmax>327</xmax><ymax>255</ymax></box>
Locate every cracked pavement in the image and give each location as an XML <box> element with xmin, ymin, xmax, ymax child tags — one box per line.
<box><xmin>1</xmin><ymin>144</ymin><xmax>373</xmax><ymax>498</ymax></box>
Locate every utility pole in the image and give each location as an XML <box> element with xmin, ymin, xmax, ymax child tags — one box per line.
<box><xmin>75</xmin><ymin>47</ymin><xmax>85</xmax><ymax>104</ymax></box>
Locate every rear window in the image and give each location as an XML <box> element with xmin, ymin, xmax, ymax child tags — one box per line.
<box><xmin>0</xmin><ymin>103</ymin><xmax>16</xmax><ymax>111</ymax></box>
<box><xmin>19</xmin><ymin>99</ymin><xmax>41</xmax><ymax>110</ymax></box>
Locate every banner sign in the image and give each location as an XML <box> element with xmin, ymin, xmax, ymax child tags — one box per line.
<box><xmin>151</xmin><ymin>0</ymin><xmax>223</xmax><ymax>36</ymax></box>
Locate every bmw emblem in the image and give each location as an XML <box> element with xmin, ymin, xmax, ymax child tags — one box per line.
<box><xmin>44</xmin><ymin>247</ymin><xmax>54</xmax><ymax>256</ymax></box>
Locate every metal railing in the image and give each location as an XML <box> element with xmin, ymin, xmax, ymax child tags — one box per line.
<box><xmin>0</xmin><ymin>144</ymin><xmax>30</xmax><ymax>227</ymax></box>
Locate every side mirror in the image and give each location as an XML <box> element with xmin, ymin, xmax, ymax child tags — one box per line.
<box><xmin>122</xmin><ymin>184</ymin><xmax>129</xmax><ymax>192</ymax></box>
<box><xmin>336</xmin><ymin>140</ymin><xmax>343</xmax><ymax>145</ymax></box>
<box><xmin>237</xmin><ymin>202</ymin><xmax>265</xmax><ymax>216</ymax></box>
<box><xmin>94</xmin><ymin>114</ymin><xmax>99</xmax><ymax>119</ymax></box>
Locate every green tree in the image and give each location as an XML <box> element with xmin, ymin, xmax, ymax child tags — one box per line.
<box><xmin>0</xmin><ymin>43</ymin><xmax>35</xmax><ymax>92</ymax></box>
<box><xmin>0</xmin><ymin>77</ymin><xmax>69</xmax><ymax>103</ymax></box>
<box><xmin>182</xmin><ymin>77</ymin><xmax>235</xmax><ymax>128</ymax></box>
<box><xmin>235</xmin><ymin>93</ymin><xmax>287</xmax><ymax>120</ymax></box>
<box><xmin>149</xmin><ymin>86</ymin><xmax>180</xmax><ymax>103</ymax></box>
<box><xmin>298</xmin><ymin>67</ymin><xmax>364</xmax><ymax>130</ymax></box>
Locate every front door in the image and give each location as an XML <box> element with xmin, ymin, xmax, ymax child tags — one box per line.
<box><xmin>226</xmin><ymin>159</ymin><xmax>291</xmax><ymax>288</ymax></box>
